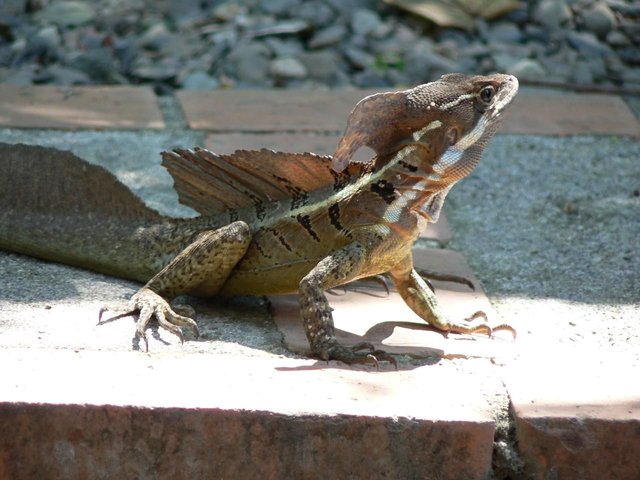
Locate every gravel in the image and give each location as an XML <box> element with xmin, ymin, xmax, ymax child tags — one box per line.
<box><xmin>0</xmin><ymin>0</ymin><xmax>638</xmax><ymax>91</ymax></box>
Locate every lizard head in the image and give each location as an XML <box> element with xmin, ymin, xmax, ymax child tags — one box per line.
<box><xmin>332</xmin><ymin>73</ymin><xmax>519</xmax><ymax>175</ymax></box>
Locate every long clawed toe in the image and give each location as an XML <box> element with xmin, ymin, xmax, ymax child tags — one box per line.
<box><xmin>322</xmin><ymin>342</ymin><xmax>398</xmax><ymax>370</ymax></box>
<box><xmin>97</xmin><ymin>288</ymin><xmax>200</xmax><ymax>351</ymax></box>
<box><xmin>449</xmin><ymin>310</ymin><xmax>517</xmax><ymax>339</ymax></box>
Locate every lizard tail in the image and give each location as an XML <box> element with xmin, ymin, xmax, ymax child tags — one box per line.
<box><xmin>0</xmin><ymin>143</ymin><xmax>163</xmax><ymax>279</ymax></box>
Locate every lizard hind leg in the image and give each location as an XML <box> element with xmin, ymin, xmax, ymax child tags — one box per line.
<box><xmin>100</xmin><ymin>221</ymin><xmax>252</xmax><ymax>350</ymax></box>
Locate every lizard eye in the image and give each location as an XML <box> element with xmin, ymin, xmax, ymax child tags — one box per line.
<box><xmin>480</xmin><ymin>85</ymin><xmax>495</xmax><ymax>103</ymax></box>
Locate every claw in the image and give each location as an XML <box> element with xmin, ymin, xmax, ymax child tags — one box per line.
<box><xmin>97</xmin><ymin>288</ymin><xmax>199</xmax><ymax>350</ymax></box>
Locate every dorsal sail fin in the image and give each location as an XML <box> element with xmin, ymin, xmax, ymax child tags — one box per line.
<box><xmin>161</xmin><ymin>147</ymin><xmax>364</xmax><ymax>215</ymax></box>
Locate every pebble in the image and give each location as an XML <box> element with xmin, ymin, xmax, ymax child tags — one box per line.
<box><xmin>506</xmin><ymin>59</ymin><xmax>547</xmax><ymax>81</ymax></box>
<box><xmin>308</xmin><ymin>25</ymin><xmax>347</xmax><ymax>49</ymax></box>
<box><xmin>533</xmin><ymin>0</ymin><xmax>573</xmax><ymax>30</ymax></box>
<box><xmin>580</xmin><ymin>2</ymin><xmax>616</xmax><ymax>38</ymax></box>
<box><xmin>269</xmin><ymin>57</ymin><xmax>307</xmax><ymax>80</ymax></box>
<box><xmin>35</xmin><ymin>1</ymin><xmax>95</xmax><ymax>28</ymax></box>
<box><xmin>181</xmin><ymin>70</ymin><xmax>219</xmax><ymax>90</ymax></box>
<box><xmin>1</xmin><ymin>0</ymin><xmax>638</xmax><ymax>91</ymax></box>
<box><xmin>227</xmin><ymin>42</ymin><xmax>271</xmax><ymax>85</ymax></box>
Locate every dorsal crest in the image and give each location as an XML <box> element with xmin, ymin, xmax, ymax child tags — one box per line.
<box><xmin>161</xmin><ymin>147</ymin><xmax>365</xmax><ymax>215</ymax></box>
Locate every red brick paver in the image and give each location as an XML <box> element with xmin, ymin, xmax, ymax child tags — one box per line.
<box><xmin>0</xmin><ymin>85</ymin><xmax>164</xmax><ymax>129</ymax></box>
<box><xmin>177</xmin><ymin>89</ymin><xmax>376</xmax><ymax>131</ymax></box>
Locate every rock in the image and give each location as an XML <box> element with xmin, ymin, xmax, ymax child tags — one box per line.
<box><xmin>264</xmin><ymin>38</ymin><xmax>303</xmax><ymax>58</ymax></box>
<box><xmin>297</xmin><ymin>50</ymin><xmax>341</xmax><ymax>83</ymax></box>
<box><xmin>506</xmin><ymin>59</ymin><xmax>547</xmax><ymax>81</ymax></box>
<box><xmin>181</xmin><ymin>70</ymin><xmax>219</xmax><ymax>90</ymax></box>
<box><xmin>46</xmin><ymin>64</ymin><xmax>91</xmax><ymax>85</ymax></box>
<box><xmin>138</xmin><ymin>23</ymin><xmax>174</xmax><ymax>52</ymax></box>
<box><xmin>343</xmin><ymin>46</ymin><xmax>375</xmax><ymax>69</ymax></box>
<box><xmin>269</xmin><ymin>57</ymin><xmax>307</xmax><ymax>80</ymax></box>
<box><xmin>211</xmin><ymin>2</ymin><xmax>247</xmax><ymax>22</ymax></box>
<box><xmin>308</xmin><ymin>24</ymin><xmax>347</xmax><ymax>49</ymax></box>
<box><xmin>0</xmin><ymin>0</ymin><xmax>27</xmax><ymax>18</ymax></box>
<box><xmin>259</xmin><ymin>0</ymin><xmax>301</xmax><ymax>16</ymax></box>
<box><xmin>580</xmin><ymin>2</ymin><xmax>616</xmax><ymax>38</ymax></box>
<box><xmin>0</xmin><ymin>64</ymin><xmax>35</xmax><ymax>85</ymax></box>
<box><xmin>35</xmin><ymin>1</ymin><xmax>95</xmax><ymax>28</ymax></box>
<box><xmin>353</xmin><ymin>69</ymin><xmax>388</xmax><ymax>87</ymax></box>
<box><xmin>404</xmin><ymin>39</ymin><xmax>459</xmax><ymax>82</ymax></box>
<box><xmin>571</xmin><ymin>61</ymin><xmax>594</xmax><ymax>84</ymax></box>
<box><xmin>566</xmin><ymin>31</ymin><xmax>613</xmax><ymax>56</ymax></box>
<box><xmin>132</xmin><ymin>60</ymin><xmax>178</xmax><ymax>81</ymax></box>
<box><xmin>351</xmin><ymin>8</ymin><xmax>382</xmax><ymax>36</ymax></box>
<box><xmin>606</xmin><ymin>30</ymin><xmax>631</xmax><ymax>48</ymax></box>
<box><xmin>533</xmin><ymin>0</ymin><xmax>573</xmax><ymax>30</ymax></box>
<box><xmin>484</xmin><ymin>22</ymin><xmax>522</xmax><ymax>44</ymax></box>
<box><xmin>297</xmin><ymin>2</ymin><xmax>335</xmax><ymax>28</ymax></box>
<box><xmin>226</xmin><ymin>42</ymin><xmax>271</xmax><ymax>84</ymax></box>
<box><xmin>35</xmin><ymin>26</ymin><xmax>61</xmax><ymax>50</ymax></box>
<box><xmin>621</xmin><ymin>67</ymin><xmax>640</xmax><ymax>85</ymax></box>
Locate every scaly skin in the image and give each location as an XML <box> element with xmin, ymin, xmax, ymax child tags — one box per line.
<box><xmin>0</xmin><ymin>73</ymin><xmax>519</xmax><ymax>365</ymax></box>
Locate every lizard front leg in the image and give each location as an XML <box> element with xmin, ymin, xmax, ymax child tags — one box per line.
<box><xmin>390</xmin><ymin>254</ymin><xmax>516</xmax><ymax>337</ymax></box>
<box><xmin>101</xmin><ymin>221</ymin><xmax>251</xmax><ymax>350</ymax></box>
<box><xmin>299</xmin><ymin>239</ymin><xmax>395</xmax><ymax>366</ymax></box>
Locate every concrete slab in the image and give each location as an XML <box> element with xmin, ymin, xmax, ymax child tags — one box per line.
<box><xmin>0</xmin><ymin>86</ymin><xmax>164</xmax><ymax>130</ymax></box>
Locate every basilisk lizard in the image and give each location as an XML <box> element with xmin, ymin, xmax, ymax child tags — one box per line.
<box><xmin>0</xmin><ymin>73</ymin><xmax>518</xmax><ymax>364</ymax></box>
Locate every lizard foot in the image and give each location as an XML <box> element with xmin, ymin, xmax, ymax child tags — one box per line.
<box><xmin>447</xmin><ymin>311</ymin><xmax>516</xmax><ymax>339</ymax></box>
<box><xmin>98</xmin><ymin>287</ymin><xmax>199</xmax><ymax>351</ymax></box>
<box><xmin>319</xmin><ymin>341</ymin><xmax>398</xmax><ymax>370</ymax></box>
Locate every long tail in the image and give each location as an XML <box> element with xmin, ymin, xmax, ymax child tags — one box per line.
<box><xmin>0</xmin><ymin>143</ymin><xmax>165</xmax><ymax>281</ymax></box>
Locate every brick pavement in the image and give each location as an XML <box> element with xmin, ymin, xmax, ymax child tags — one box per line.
<box><xmin>0</xmin><ymin>84</ymin><xmax>638</xmax><ymax>479</ymax></box>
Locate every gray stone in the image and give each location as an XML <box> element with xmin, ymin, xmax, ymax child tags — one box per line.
<box><xmin>46</xmin><ymin>64</ymin><xmax>91</xmax><ymax>85</ymax></box>
<box><xmin>621</xmin><ymin>67</ymin><xmax>640</xmax><ymax>85</ymax></box>
<box><xmin>533</xmin><ymin>0</ymin><xmax>573</xmax><ymax>30</ymax></box>
<box><xmin>132</xmin><ymin>61</ymin><xmax>178</xmax><ymax>81</ymax></box>
<box><xmin>567</xmin><ymin>31</ymin><xmax>613</xmax><ymax>56</ymax></box>
<box><xmin>308</xmin><ymin>25</ymin><xmax>347</xmax><ymax>49</ymax></box>
<box><xmin>259</xmin><ymin>0</ymin><xmax>300</xmax><ymax>16</ymax></box>
<box><xmin>138</xmin><ymin>23</ymin><xmax>174</xmax><ymax>52</ymax></box>
<box><xmin>405</xmin><ymin>40</ymin><xmax>459</xmax><ymax>82</ymax></box>
<box><xmin>506</xmin><ymin>59</ymin><xmax>547</xmax><ymax>81</ymax></box>
<box><xmin>0</xmin><ymin>0</ymin><xmax>26</xmax><ymax>17</ymax></box>
<box><xmin>35</xmin><ymin>26</ymin><xmax>61</xmax><ymax>50</ymax></box>
<box><xmin>351</xmin><ymin>8</ymin><xmax>383</xmax><ymax>36</ymax></box>
<box><xmin>211</xmin><ymin>2</ymin><xmax>247</xmax><ymax>22</ymax></box>
<box><xmin>484</xmin><ymin>22</ymin><xmax>523</xmax><ymax>44</ymax></box>
<box><xmin>269</xmin><ymin>57</ymin><xmax>307</xmax><ymax>80</ymax></box>
<box><xmin>0</xmin><ymin>64</ymin><xmax>35</xmax><ymax>85</ymax></box>
<box><xmin>606</xmin><ymin>30</ymin><xmax>631</xmax><ymax>48</ymax></box>
<box><xmin>181</xmin><ymin>70</ymin><xmax>219</xmax><ymax>90</ymax></box>
<box><xmin>226</xmin><ymin>42</ymin><xmax>271</xmax><ymax>84</ymax></box>
<box><xmin>297</xmin><ymin>2</ymin><xmax>335</xmax><ymax>28</ymax></box>
<box><xmin>343</xmin><ymin>46</ymin><xmax>375</xmax><ymax>69</ymax></box>
<box><xmin>297</xmin><ymin>51</ymin><xmax>340</xmax><ymax>83</ymax></box>
<box><xmin>571</xmin><ymin>61</ymin><xmax>594</xmax><ymax>85</ymax></box>
<box><xmin>264</xmin><ymin>38</ymin><xmax>304</xmax><ymax>58</ymax></box>
<box><xmin>581</xmin><ymin>2</ymin><xmax>616</xmax><ymax>38</ymax></box>
<box><xmin>35</xmin><ymin>1</ymin><xmax>96</xmax><ymax>28</ymax></box>
<box><xmin>353</xmin><ymin>69</ymin><xmax>388</xmax><ymax>87</ymax></box>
